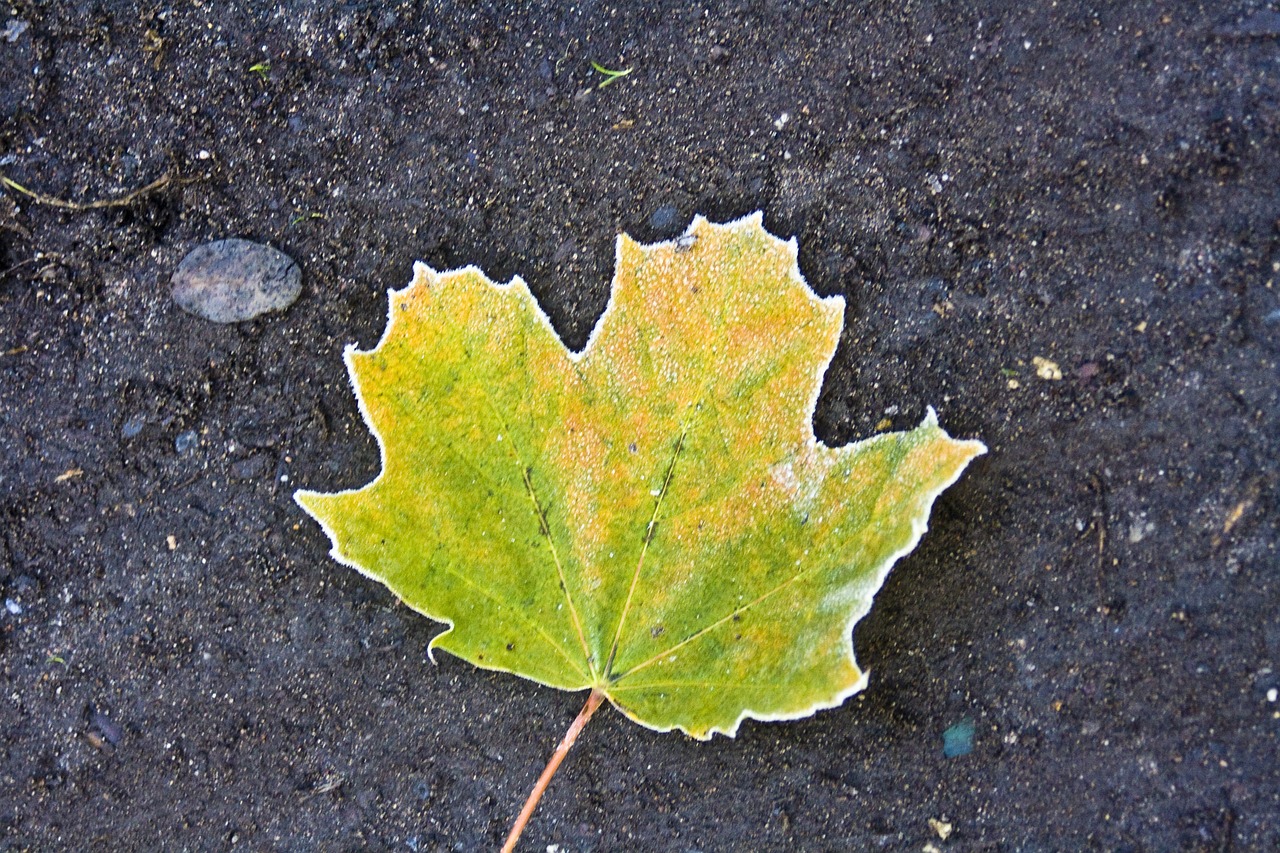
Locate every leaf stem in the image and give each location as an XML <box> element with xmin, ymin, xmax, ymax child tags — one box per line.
<box><xmin>501</xmin><ymin>688</ymin><xmax>606</xmax><ymax>853</ymax></box>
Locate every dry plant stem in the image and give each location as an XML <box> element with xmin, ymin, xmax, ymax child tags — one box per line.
<box><xmin>501</xmin><ymin>688</ymin><xmax>606</xmax><ymax>853</ymax></box>
<box><xmin>0</xmin><ymin>171</ymin><xmax>173</xmax><ymax>211</ymax></box>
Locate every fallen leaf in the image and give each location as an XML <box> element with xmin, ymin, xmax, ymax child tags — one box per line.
<box><xmin>297</xmin><ymin>213</ymin><xmax>983</xmax><ymax>736</ymax></box>
<box><xmin>296</xmin><ymin>214</ymin><xmax>985</xmax><ymax>842</ymax></box>
<box><xmin>54</xmin><ymin>467</ymin><xmax>83</xmax><ymax>483</ymax></box>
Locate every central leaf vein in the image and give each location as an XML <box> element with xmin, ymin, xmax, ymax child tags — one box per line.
<box><xmin>603</xmin><ymin>427</ymin><xmax>687</xmax><ymax>681</ymax></box>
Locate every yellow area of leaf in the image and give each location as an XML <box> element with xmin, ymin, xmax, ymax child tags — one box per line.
<box><xmin>296</xmin><ymin>213</ymin><xmax>985</xmax><ymax>738</ymax></box>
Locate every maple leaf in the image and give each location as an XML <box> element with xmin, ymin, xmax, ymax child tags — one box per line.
<box><xmin>296</xmin><ymin>213</ymin><xmax>984</xmax><ymax>845</ymax></box>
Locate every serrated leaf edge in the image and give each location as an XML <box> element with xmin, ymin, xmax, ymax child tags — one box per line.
<box><xmin>650</xmin><ymin>406</ymin><xmax>986</xmax><ymax>739</ymax></box>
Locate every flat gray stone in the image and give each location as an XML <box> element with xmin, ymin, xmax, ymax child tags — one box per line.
<box><xmin>230</xmin><ymin>454</ymin><xmax>270</xmax><ymax>480</ymax></box>
<box><xmin>648</xmin><ymin>204</ymin><xmax>679</xmax><ymax>232</ymax></box>
<box><xmin>171</xmin><ymin>239</ymin><xmax>301</xmax><ymax>323</ymax></box>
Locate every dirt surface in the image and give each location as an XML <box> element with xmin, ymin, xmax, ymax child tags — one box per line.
<box><xmin>2</xmin><ymin>2</ymin><xmax>1278</xmax><ymax>850</ymax></box>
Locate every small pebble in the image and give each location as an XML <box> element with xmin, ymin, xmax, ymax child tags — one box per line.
<box><xmin>1</xmin><ymin>19</ymin><xmax>28</xmax><ymax>43</ymax></box>
<box><xmin>4</xmin><ymin>598</ymin><xmax>21</xmax><ymax>615</ymax></box>
<box><xmin>551</xmin><ymin>237</ymin><xmax>577</xmax><ymax>264</ymax></box>
<box><xmin>175</xmin><ymin>430</ymin><xmax>199</xmax><ymax>453</ymax></box>
<box><xmin>230</xmin><ymin>454</ymin><xmax>269</xmax><ymax>479</ymax></box>
<box><xmin>1033</xmin><ymin>356</ymin><xmax>1063</xmax><ymax>380</ymax></box>
<box><xmin>91</xmin><ymin>709</ymin><xmax>124</xmax><ymax>745</ymax></box>
<box><xmin>171</xmin><ymin>238</ymin><xmax>302</xmax><ymax>323</ymax></box>
<box><xmin>121</xmin><ymin>414</ymin><xmax>146</xmax><ymax>439</ymax></box>
<box><xmin>648</xmin><ymin>204</ymin><xmax>680</xmax><ymax>233</ymax></box>
<box><xmin>942</xmin><ymin>718</ymin><xmax>975</xmax><ymax>758</ymax></box>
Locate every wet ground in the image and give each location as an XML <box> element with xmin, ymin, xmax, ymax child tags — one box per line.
<box><xmin>1</xmin><ymin>2</ymin><xmax>1278</xmax><ymax>850</ymax></box>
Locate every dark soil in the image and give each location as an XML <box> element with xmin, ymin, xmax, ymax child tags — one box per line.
<box><xmin>2</xmin><ymin>2</ymin><xmax>1278</xmax><ymax>850</ymax></box>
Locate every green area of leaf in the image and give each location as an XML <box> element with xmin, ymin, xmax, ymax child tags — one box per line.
<box><xmin>297</xmin><ymin>213</ymin><xmax>984</xmax><ymax>740</ymax></box>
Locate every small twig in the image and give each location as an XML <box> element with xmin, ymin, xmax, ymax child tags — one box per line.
<box><xmin>301</xmin><ymin>772</ymin><xmax>345</xmax><ymax>802</ymax></box>
<box><xmin>0</xmin><ymin>256</ymin><xmax>39</xmax><ymax>280</ymax></box>
<box><xmin>1085</xmin><ymin>471</ymin><xmax>1110</xmax><ymax>612</ymax></box>
<box><xmin>554</xmin><ymin>38</ymin><xmax>578</xmax><ymax>75</ymax></box>
<box><xmin>0</xmin><ymin>171</ymin><xmax>174</xmax><ymax>211</ymax></box>
<box><xmin>502</xmin><ymin>689</ymin><xmax>605</xmax><ymax>853</ymax></box>
<box><xmin>1212</xmin><ymin>476</ymin><xmax>1262</xmax><ymax>551</ymax></box>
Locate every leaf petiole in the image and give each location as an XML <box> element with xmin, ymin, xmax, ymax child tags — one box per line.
<box><xmin>502</xmin><ymin>688</ymin><xmax>606</xmax><ymax>852</ymax></box>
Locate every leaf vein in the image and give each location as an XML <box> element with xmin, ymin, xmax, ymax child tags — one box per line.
<box><xmin>480</xmin><ymin>389</ymin><xmax>596</xmax><ymax>679</ymax></box>
<box><xmin>603</xmin><ymin>427</ymin><xmax>687</xmax><ymax>679</ymax></box>
<box><xmin>436</xmin><ymin>558</ymin><xmax>591</xmax><ymax>681</ymax></box>
<box><xmin>612</xmin><ymin>441</ymin><xmax>911</xmax><ymax>682</ymax></box>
